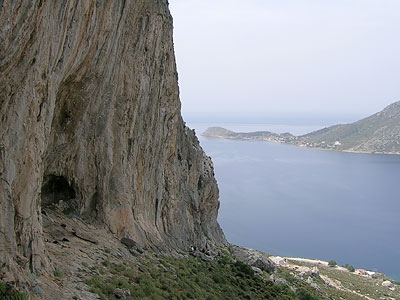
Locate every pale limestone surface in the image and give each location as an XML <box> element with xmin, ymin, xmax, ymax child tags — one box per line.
<box><xmin>0</xmin><ymin>0</ymin><xmax>226</xmax><ymax>284</ymax></box>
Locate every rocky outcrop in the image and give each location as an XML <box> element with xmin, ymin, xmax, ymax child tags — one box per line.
<box><xmin>229</xmin><ymin>245</ymin><xmax>275</xmax><ymax>273</ymax></box>
<box><xmin>0</xmin><ymin>0</ymin><xmax>225</xmax><ymax>282</ymax></box>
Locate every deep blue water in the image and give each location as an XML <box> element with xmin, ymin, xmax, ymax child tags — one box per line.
<box><xmin>193</xmin><ymin>123</ymin><xmax>400</xmax><ymax>280</ymax></box>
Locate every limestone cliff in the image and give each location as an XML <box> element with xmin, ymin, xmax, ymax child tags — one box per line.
<box><xmin>0</xmin><ymin>0</ymin><xmax>226</xmax><ymax>281</ymax></box>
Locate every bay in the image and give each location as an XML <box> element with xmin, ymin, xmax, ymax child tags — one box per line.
<box><xmin>191</xmin><ymin>123</ymin><xmax>400</xmax><ymax>280</ymax></box>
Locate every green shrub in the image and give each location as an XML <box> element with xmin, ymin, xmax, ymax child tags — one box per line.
<box><xmin>328</xmin><ymin>260</ymin><xmax>337</xmax><ymax>267</ymax></box>
<box><xmin>85</xmin><ymin>275</ymin><xmax>102</xmax><ymax>287</ymax></box>
<box><xmin>343</xmin><ymin>264</ymin><xmax>355</xmax><ymax>272</ymax></box>
<box><xmin>233</xmin><ymin>260</ymin><xmax>255</xmax><ymax>276</ymax></box>
<box><xmin>122</xmin><ymin>267</ymin><xmax>136</xmax><ymax>278</ymax></box>
<box><xmin>0</xmin><ymin>280</ymin><xmax>29</xmax><ymax>300</ymax></box>
<box><xmin>53</xmin><ymin>266</ymin><xmax>63</xmax><ymax>277</ymax></box>
<box><xmin>31</xmin><ymin>285</ymin><xmax>44</xmax><ymax>297</ymax></box>
<box><xmin>211</xmin><ymin>273</ymin><xmax>227</xmax><ymax>284</ymax></box>
<box><xmin>273</xmin><ymin>283</ymin><xmax>296</xmax><ymax>297</ymax></box>
<box><xmin>110</xmin><ymin>262</ymin><xmax>126</xmax><ymax>273</ymax></box>
<box><xmin>0</xmin><ymin>282</ymin><xmax>6</xmax><ymax>295</ymax></box>
<box><xmin>102</xmin><ymin>259</ymin><xmax>110</xmax><ymax>267</ymax></box>
<box><xmin>296</xmin><ymin>287</ymin><xmax>318</xmax><ymax>300</ymax></box>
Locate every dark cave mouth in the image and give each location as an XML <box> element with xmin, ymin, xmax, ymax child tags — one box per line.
<box><xmin>41</xmin><ymin>175</ymin><xmax>76</xmax><ymax>210</ymax></box>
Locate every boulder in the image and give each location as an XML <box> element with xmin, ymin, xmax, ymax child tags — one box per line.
<box><xmin>252</xmin><ymin>266</ymin><xmax>263</xmax><ymax>276</ymax></box>
<box><xmin>311</xmin><ymin>282</ymin><xmax>321</xmax><ymax>292</ymax></box>
<box><xmin>311</xmin><ymin>267</ymin><xmax>319</xmax><ymax>276</ymax></box>
<box><xmin>114</xmin><ymin>288</ymin><xmax>131</xmax><ymax>299</ymax></box>
<box><xmin>229</xmin><ymin>245</ymin><xmax>275</xmax><ymax>273</ymax></box>
<box><xmin>121</xmin><ymin>237</ymin><xmax>138</xmax><ymax>249</ymax></box>
<box><xmin>382</xmin><ymin>280</ymin><xmax>392</xmax><ymax>287</ymax></box>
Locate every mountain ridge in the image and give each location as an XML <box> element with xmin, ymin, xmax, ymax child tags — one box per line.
<box><xmin>203</xmin><ymin>101</ymin><xmax>400</xmax><ymax>155</ymax></box>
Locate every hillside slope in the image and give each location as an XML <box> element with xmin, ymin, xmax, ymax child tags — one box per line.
<box><xmin>203</xmin><ymin>101</ymin><xmax>400</xmax><ymax>154</ymax></box>
<box><xmin>298</xmin><ymin>101</ymin><xmax>400</xmax><ymax>153</ymax></box>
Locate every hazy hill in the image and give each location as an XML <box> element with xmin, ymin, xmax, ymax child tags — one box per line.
<box><xmin>202</xmin><ymin>127</ymin><xmax>297</xmax><ymax>143</ymax></box>
<box><xmin>297</xmin><ymin>101</ymin><xmax>400</xmax><ymax>154</ymax></box>
<box><xmin>203</xmin><ymin>101</ymin><xmax>400</xmax><ymax>154</ymax></box>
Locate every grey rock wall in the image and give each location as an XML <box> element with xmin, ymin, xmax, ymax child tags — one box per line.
<box><xmin>0</xmin><ymin>0</ymin><xmax>225</xmax><ymax>280</ymax></box>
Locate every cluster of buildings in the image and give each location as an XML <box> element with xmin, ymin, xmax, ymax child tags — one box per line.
<box><xmin>355</xmin><ymin>269</ymin><xmax>377</xmax><ymax>278</ymax></box>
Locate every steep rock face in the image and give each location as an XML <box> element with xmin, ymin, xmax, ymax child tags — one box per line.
<box><xmin>0</xmin><ymin>0</ymin><xmax>226</xmax><ymax>280</ymax></box>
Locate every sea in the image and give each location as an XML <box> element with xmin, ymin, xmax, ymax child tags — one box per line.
<box><xmin>189</xmin><ymin>122</ymin><xmax>400</xmax><ymax>281</ymax></box>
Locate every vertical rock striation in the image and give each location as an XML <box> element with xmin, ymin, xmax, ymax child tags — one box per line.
<box><xmin>0</xmin><ymin>0</ymin><xmax>226</xmax><ymax>280</ymax></box>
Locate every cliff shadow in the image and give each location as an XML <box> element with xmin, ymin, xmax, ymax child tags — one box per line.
<box><xmin>41</xmin><ymin>175</ymin><xmax>79</xmax><ymax>215</ymax></box>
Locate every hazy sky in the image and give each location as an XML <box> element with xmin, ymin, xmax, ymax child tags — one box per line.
<box><xmin>169</xmin><ymin>0</ymin><xmax>400</xmax><ymax>123</ymax></box>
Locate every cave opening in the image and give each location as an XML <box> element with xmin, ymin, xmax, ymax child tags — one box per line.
<box><xmin>41</xmin><ymin>175</ymin><xmax>76</xmax><ymax>208</ymax></box>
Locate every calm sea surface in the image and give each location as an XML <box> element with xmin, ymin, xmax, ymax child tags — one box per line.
<box><xmin>191</xmin><ymin>123</ymin><xmax>400</xmax><ymax>280</ymax></box>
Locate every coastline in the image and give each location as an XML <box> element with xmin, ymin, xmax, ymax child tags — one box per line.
<box><xmin>201</xmin><ymin>126</ymin><xmax>400</xmax><ymax>156</ymax></box>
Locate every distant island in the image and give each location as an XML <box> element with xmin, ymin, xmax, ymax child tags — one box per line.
<box><xmin>203</xmin><ymin>101</ymin><xmax>400</xmax><ymax>155</ymax></box>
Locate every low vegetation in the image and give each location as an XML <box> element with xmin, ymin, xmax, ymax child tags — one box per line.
<box><xmin>327</xmin><ymin>260</ymin><xmax>337</xmax><ymax>267</ymax></box>
<box><xmin>2</xmin><ymin>246</ymin><xmax>399</xmax><ymax>299</ymax></box>
<box><xmin>286</xmin><ymin>258</ymin><xmax>399</xmax><ymax>300</ymax></box>
<box><xmin>343</xmin><ymin>264</ymin><xmax>355</xmax><ymax>272</ymax></box>
<box><xmin>85</xmin><ymin>249</ymin><xmax>320</xmax><ymax>300</ymax></box>
<box><xmin>0</xmin><ymin>280</ymin><xmax>29</xmax><ymax>300</ymax></box>
<box><xmin>83</xmin><ymin>248</ymin><xmax>400</xmax><ymax>300</ymax></box>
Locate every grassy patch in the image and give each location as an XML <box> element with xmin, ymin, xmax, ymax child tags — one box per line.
<box><xmin>53</xmin><ymin>266</ymin><xmax>64</xmax><ymax>277</ymax></box>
